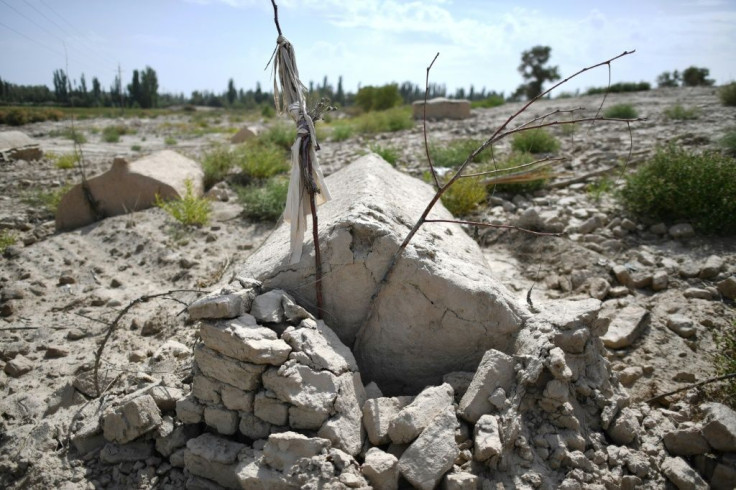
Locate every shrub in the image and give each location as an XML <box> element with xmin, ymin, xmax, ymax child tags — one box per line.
<box><xmin>664</xmin><ymin>104</ymin><xmax>699</xmax><ymax>120</ymax></box>
<box><xmin>239</xmin><ymin>142</ymin><xmax>289</xmax><ymax>180</ymax></box>
<box><xmin>202</xmin><ymin>144</ymin><xmax>238</xmax><ymax>189</ymax></box>
<box><xmin>23</xmin><ymin>183</ymin><xmax>72</xmax><ymax>214</ymax></box>
<box><xmin>53</xmin><ymin>152</ymin><xmax>80</xmax><ymax>169</ymax></box>
<box><xmin>720</xmin><ymin>82</ymin><xmax>736</xmax><ymax>106</ymax></box>
<box><xmin>430</xmin><ymin>139</ymin><xmax>491</xmax><ymax>168</ymax></box>
<box><xmin>710</xmin><ymin>321</ymin><xmax>736</xmax><ymax>409</ymax></box>
<box><xmin>681</xmin><ymin>66</ymin><xmax>715</xmax><ymax>87</ymax></box>
<box><xmin>102</xmin><ymin>124</ymin><xmax>131</xmax><ymax>143</ymax></box>
<box><xmin>370</xmin><ymin>144</ymin><xmax>399</xmax><ymax>166</ymax></box>
<box><xmin>156</xmin><ymin>179</ymin><xmax>211</xmax><ymax>227</ymax></box>
<box><xmin>441</xmin><ymin>177</ymin><xmax>487</xmax><ymax>216</ymax></box>
<box><xmin>354</xmin><ymin>107</ymin><xmax>413</xmax><ymax>134</ymax></box>
<box><xmin>603</xmin><ymin>103</ymin><xmax>638</xmax><ymax>119</ymax></box>
<box><xmin>3</xmin><ymin>108</ymin><xmax>29</xmax><ymax>126</ymax></box>
<box><xmin>330</xmin><ymin>122</ymin><xmax>353</xmax><ymax>142</ymax></box>
<box><xmin>50</xmin><ymin>127</ymin><xmax>87</xmax><ymax>144</ymax></box>
<box><xmin>0</xmin><ymin>230</ymin><xmax>16</xmax><ymax>253</ymax></box>
<box><xmin>470</xmin><ymin>95</ymin><xmax>505</xmax><ymax>109</ymax></box>
<box><xmin>261</xmin><ymin>104</ymin><xmax>275</xmax><ymax>118</ymax></box>
<box><xmin>237</xmin><ymin>176</ymin><xmax>289</xmax><ymax>222</ymax></box>
<box><xmin>720</xmin><ymin>127</ymin><xmax>736</xmax><ymax>157</ymax></box>
<box><xmin>485</xmin><ymin>151</ymin><xmax>550</xmax><ymax>193</ymax></box>
<box><xmin>620</xmin><ymin>145</ymin><xmax>736</xmax><ymax>234</ymax></box>
<box><xmin>260</xmin><ymin>123</ymin><xmax>296</xmax><ymax>151</ymax></box>
<box><xmin>586</xmin><ymin>82</ymin><xmax>650</xmax><ymax>95</ymax></box>
<box><xmin>164</xmin><ymin>136</ymin><xmax>177</xmax><ymax>146</ymax></box>
<box><xmin>511</xmin><ymin>128</ymin><xmax>559</xmax><ymax>154</ymax></box>
<box><xmin>131</xmin><ymin>144</ymin><xmax>142</xmax><ymax>152</ymax></box>
<box><xmin>355</xmin><ymin>84</ymin><xmax>402</xmax><ymax>112</ymax></box>
<box><xmin>586</xmin><ymin>176</ymin><xmax>614</xmax><ymax>202</ymax></box>
<box><xmin>560</xmin><ymin>122</ymin><xmax>578</xmax><ymax>136</ymax></box>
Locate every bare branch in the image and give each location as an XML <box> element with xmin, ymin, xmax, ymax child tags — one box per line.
<box><xmin>424</xmin><ymin>219</ymin><xmax>562</xmax><ymax>237</ymax></box>
<box><xmin>460</xmin><ymin>156</ymin><xmax>563</xmax><ymax>179</ymax></box>
<box><xmin>423</xmin><ymin>52</ymin><xmax>441</xmax><ymax>190</ymax></box>
<box><xmin>270</xmin><ymin>0</ymin><xmax>282</xmax><ymax>36</ymax></box>
<box><xmin>645</xmin><ymin>372</ymin><xmax>736</xmax><ymax>404</ymax></box>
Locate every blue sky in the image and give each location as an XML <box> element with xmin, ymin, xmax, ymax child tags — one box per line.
<box><xmin>1</xmin><ymin>0</ymin><xmax>735</xmax><ymax>98</ymax></box>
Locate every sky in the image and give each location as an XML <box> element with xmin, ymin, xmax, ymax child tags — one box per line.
<box><xmin>1</xmin><ymin>0</ymin><xmax>735</xmax><ymax>99</ymax></box>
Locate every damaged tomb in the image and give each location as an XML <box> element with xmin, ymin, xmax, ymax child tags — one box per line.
<box><xmin>65</xmin><ymin>155</ymin><xmax>736</xmax><ymax>489</ymax></box>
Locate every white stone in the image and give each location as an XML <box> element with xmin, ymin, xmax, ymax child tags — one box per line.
<box><xmin>239</xmin><ymin>413</ymin><xmax>271</xmax><ymax>440</ymax></box>
<box><xmin>194</xmin><ymin>344</ymin><xmax>265</xmax><ymax>391</ymax></box>
<box><xmin>235</xmin><ymin>454</ymin><xmax>292</xmax><ymax>490</ymax></box>
<box><xmin>398</xmin><ymin>406</ymin><xmax>459</xmax><ymax>490</ymax></box>
<box><xmin>251</xmin><ymin>289</ymin><xmax>288</xmax><ymax>323</ymax></box>
<box><xmin>254</xmin><ymin>392</ymin><xmax>289</xmax><ymax>426</ymax></box>
<box><xmin>199</xmin><ymin>315</ymin><xmax>291</xmax><ymax>365</ymax></box>
<box><xmin>262</xmin><ymin>360</ymin><xmax>338</xmax><ymax>416</ymax></box>
<box><xmin>458</xmin><ymin>350</ymin><xmax>515</xmax><ymax>423</ymax></box>
<box><xmin>237</xmin><ymin>155</ymin><xmax>525</xmax><ymax>394</ymax></box>
<box><xmin>318</xmin><ymin>372</ymin><xmax>366</xmax><ymax>455</ymax></box>
<box><xmin>701</xmin><ymin>402</ymin><xmax>736</xmax><ymax>452</ymax></box>
<box><xmin>661</xmin><ymin>456</ymin><xmax>708</xmax><ymax>490</ymax></box>
<box><xmin>283</xmin><ymin>319</ymin><xmax>358</xmax><ymax>375</ymax></box>
<box><xmin>102</xmin><ymin>394</ymin><xmax>162</xmax><ymax>444</ymax></box>
<box><xmin>388</xmin><ymin>383</ymin><xmax>454</xmax><ymax>444</ymax></box>
<box><xmin>445</xmin><ymin>472</ymin><xmax>480</xmax><ymax>490</ymax></box>
<box><xmin>220</xmin><ymin>386</ymin><xmax>254</xmax><ymax>412</ymax></box>
<box><xmin>188</xmin><ymin>290</ymin><xmax>254</xmax><ymax>320</ymax></box>
<box><xmin>606</xmin><ymin>407</ymin><xmax>640</xmax><ymax>445</ymax></box>
<box><xmin>663</xmin><ymin>425</ymin><xmax>711</xmax><ymax>456</ymax></box>
<box><xmin>262</xmin><ymin>432</ymin><xmax>331</xmax><ymax>472</ymax></box>
<box><xmin>666</xmin><ymin>314</ymin><xmax>697</xmax><ymax>339</ymax></box>
<box><xmin>185</xmin><ymin>433</ymin><xmax>245</xmax><ymax>489</ymax></box>
<box><xmin>601</xmin><ymin>305</ymin><xmax>649</xmax><ymax>349</ymax></box>
<box><xmin>176</xmin><ymin>394</ymin><xmax>204</xmax><ymax>424</ymax></box>
<box><xmin>474</xmin><ymin>414</ymin><xmax>502</xmax><ymax>461</ymax></box>
<box><xmin>362</xmin><ymin>396</ymin><xmax>413</xmax><ymax>446</ymax></box>
<box><xmin>362</xmin><ymin>448</ymin><xmax>399</xmax><ymax>490</ymax></box>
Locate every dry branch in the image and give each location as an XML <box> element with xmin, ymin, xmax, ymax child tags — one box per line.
<box><xmin>645</xmin><ymin>372</ymin><xmax>736</xmax><ymax>404</ymax></box>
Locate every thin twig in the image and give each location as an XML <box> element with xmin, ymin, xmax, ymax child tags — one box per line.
<box><xmin>423</xmin><ymin>52</ymin><xmax>441</xmax><ymax>190</ymax></box>
<box><xmin>270</xmin><ymin>0</ymin><xmax>282</xmax><ymax>36</ymax></box>
<box><xmin>424</xmin><ymin>219</ymin><xmax>561</xmax><ymax>237</ymax></box>
<box><xmin>645</xmin><ymin>372</ymin><xmax>736</xmax><ymax>404</ymax></box>
<box><xmin>460</xmin><ymin>156</ymin><xmax>563</xmax><ymax>179</ymax></box>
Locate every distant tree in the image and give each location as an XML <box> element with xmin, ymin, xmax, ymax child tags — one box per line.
<box><xmin>515</xmin><ymin>45</ymin><xmax>560</xmax><ymax>100</ymax></box>
<box><xmin>140</xmin><ymin>66</ymin><xmax>159</xmax><ymax>108</ymax></box>
<box><xmin>355</xmin><ymin>83</ymin><xmax>402</xmax><ymax>112</ymax></box>
<box><xmin>226</xmin><ymin>78</ymin><xmax>237</xmax><ymax>106</ymax></box>
<box><xmin>335</xmin><ymin>76</ymin><xmax>345</xmax><ymax>106</ymax></box>
<box><xmin>53</xmin><ymin>68</ymin><xmax>69</xmax><ymax>104</ymax></box>
<box><xmin>128</xmin><ymin>69</ymin><xmax>141</xmax><ymax>107</ymax></box>
<box><xmin>91</xmin><ymin>77</ymin><xmax>102</xmax><ymax>105</ymax></box>
<box><xmin>681</xmin><ymin>66</ymin><xmax>715</xmax><ymax>87</ymax></box>
<box><xmin>111</xmin><ymin>72</ymin><xmax>124</xmax><ymax>108</ymax></box>
<box><xmin>657</xmin><ymin>70</ymin><xmax>681</xmax><ymax>88</ymax></box>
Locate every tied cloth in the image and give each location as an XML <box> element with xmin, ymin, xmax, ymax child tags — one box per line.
<box><xmin>271</xmin><ymin>35</ymin><xmax>331</xmax><ymax>264</ymax></box>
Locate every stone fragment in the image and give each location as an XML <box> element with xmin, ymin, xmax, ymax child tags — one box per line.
<box><xmin>192</xmin><ymin>374</ymin><xmax>222</xmax><ymax>404</ymax></box>
<box><xmin>363</xmin><ymin>396</ymin><xmax>413</xmax><ymax>446</ymax></box>
<box><xmin>0</xmin><ymin>130</ymin><xmax>42</xmax><ymax>161</ymax></box>
<box><xmin>458</xmin><ymin>350</ymin><xmax>515</xmax><ymax>423</ymax></box>
<box><xmin>194</xmin><ymin>344</ymin><xmax>265</xmax><ymax>391</ymax></box>
<box><xmin>153</xmin><ymin>340</ymin><xmax>190</xmax><ymax>360</ymax></box>
<box><xmin>667</xmin><ymin>314</ymin><xmax>697</xmax><ymax>338</ymax></box>
<box><xmin>389</xmin><ymin>383</ymin><xmax>454</xmax><ymax>444</ymax></box>
<box><xmin>204</xmin><ymin>405</ymin><xmax>239</xmax><ymax>435</ymax></box>
<box><xmin>185</xmin><ymin>433</ymin><xmax>245</xmax><ymax>489</ymax></box>
<box><xmin>612</xmin><ymin>264</ymin><xmax>632</xmax><ymax>287</ymax></box>
<box><xmin>364</xmin><ymin>381</ymin><xmax>383</xmax><ymax>400</ymax></box>
<box><xmin>263</xmin><ymin>432</ymin><xmax>331</xmax><ymax>472</ymax></box>
<box><xmin>546</xmin><ymin>347</ymin><xmax>573</xmax><ymax>381</ymax></box>
<box><xmin>150</xmin><ymin>386</ymin><xmax>183</xmax><ymax>411</ymax></box>
<box><xmin>652</xmin><ymin>270</ymin><xmax>669</xmax><ymax>291</ymax></box>
<box><xmin>176</xmin><ymin>394</ymin><xmax>204</xmax><ymax>424</ymax></box>
<box><xmin>221</xmin><ymin>386</ymin><xmax>254</xmax><ymax>412</ymax></box>
<box><xmin>156</xmin><ymin>423</ymin><xmax>200</xmax><ymax>457</ymax></box>
<box><xmin>589</xmin><ymin>277</ymin><xmax>610</xmax><ymax>300</ymax></box>
<box><xmin>239</xmin><ymin>412</ymin><xmax>272</xmax><ymax>440</ymax></box>
<box><xmin>601</xmin><ymin>305</ymin><xmax>649</xmax><ymax>349</ymax></box>
<box><xmin>445</xmin><ymin>472</ymin><xmax>479</xmax><ymax>490</ymax></box>
<box><xmin>669</xmin><ymin>223</ymin><xmax>695</xmax><ymax>239</ymax></box>
<box><xmin>250</xmin><ymin>289</ymin><xmax>288</xmax><ymax>323</ymax></box>
<box><xmin>318</xmin><ymin>372</ymin><xmax>366</xmax><ymax>455</ymax></box>
<box><xmin>679</xmin><ymin>261</ymin><xmax>701</xmax><ymax>278</ymax></box>
<box><xmin>362</xmin><ymin>447</ymin><xmax>399</xmax><ymax>490</ymax></box>
<box><xmin>398</xmin><ymin>406</ymin><xmax>459</xmax><ymax>490</ymax></box>
<box><xmin>412</xmin><ymin>97</ymin><xmax>470</xmax><ymax>120</ymax></box>
<box><xmin>100</xmin><ymin>441</ymin><xmax>153</xmax><ymax>464</ymax></box>
<box><xmin>4</xmin><ymin>354</ymin><xmax>33</xmax><ymax>377</ymax></box>
<box><xmin>701</xmin><ymin>403</ymin><xmax>736</xmax><ymax>452</ymax></box>
<box><xmin>103</xmin><ymin>394</ymin><xmax>162</xmax><ymax>444</ymax></box>
<box><xmin>188</xmin><ymin>290</ymin><xmax>255</xmax><ymax>320</ymax></box>
<box><xmin>282</xmin><ymin>294</ymin><xmax>313</xmax><ymax>323</ymax></box>
<box><xmin>553</xmin><ymin>327</ymin><xmax>590</xmax><ymax>354</ymax></box>
<box><xmin>699</xmin><ymin>255</ymin><xmax>724</xmax><ymax>279</ymax></box>
<box><xmin>618</xmin><ymin>366</ymin><xmax>644</xmax><ymax>387</ymax></box>
<box><xmin>238</xmin><ymin>155</ymin><xmax>524</xmax><ymax>394</ymax></box>
<box><xmin>716</xmin><ymin>276</ymin><xmax>736</xmax><ymax>300</ymax></box>
<box><xmin>711</xmin><ymin>463</ymin><xmax>736</xmax><ymax>490</ymax></box>
<box><xmin>289</xmin><ymin>406</ymin><xmax>329</xmax><ymax>429</ymax></box>
<box><xmin>44</xmin><ymin>345</ymin><xmax>69</xmax><ymax>359</ymax></box>
<box><xmin>283</xmin><ymin>319</ymin><xmax>358</xmax><ymax>375</ymax></box>
<box><xmin>254</xmin><ymin>392</ymin><xmax>289</xmax><ymax>426</ymax></box>
<box><xmin>200</xmin><ymin>315</ymin><xmax>291</xmax><ymax>365</ymax></box>
<box><xmin>235</xmin><ymin>454</ymin><xmax>292</xmax><ymax>490</ymax></box>
<box><xmin>474</xmin><ymin>414</ymin><xmax>502</xmax><ymax>461</ymax></box>
<box><xmin>230</xmin><ymin>125</ymin><xmax>260</xmax><ymax>144</ymax></box>
<box><xmin>442</xmin><ymin>371</ymin><xmax>474</xmax><ymax>399</ymax></box>
<box><xmin>606</xmin><ymin>407</ymin><xmax>639</xmax><ymax>445</ymax></box>
<box><xmin>663</xmin><ymin>425</ymin><xmax>711</xmax><ymax>456</ymax></box>
<box><xmin>684</xmin><ymin>287</ymin><xmax>713</xmax><ymax>300</ymax></box>
<box><xmin>262</xmin><ymin>360</ymin><xmax>338</xmax><ymax>416</ymax></box>
<box><xmin>661</xmin><ymin>456</ymin><xmax>708</xmax><ymax>490</ymax></box>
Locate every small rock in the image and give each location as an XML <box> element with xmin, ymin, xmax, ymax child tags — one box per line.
<box><xmin>618</xmin><ymin>366</ymin><xmax>644</xmax><ymax>387</ymax></box>
<box><xmin>458</xmin><ymin>349</ymin><xmax>515</xmax><ymax>423</ymax></box>
<box><xmin>250</xmin><ymin>289</ymin><xmax>288</xmax><ymax>323</ymax></box>
<box><xmin>474</xmin><ymin>414</ymin><xmax>502</xmax><ymax>461</ymax></box>
<box><xmin>389</xmin><ymin>383</ymin><xmax>454</xmax><ymax>444</ymax></box>
<box><xmin>588</xmin><ymin>277</ymin><xmax>610</xmax><ymax>300</ymax></box>
<box><xmin>44</xmin><ymin>346</ymin><xmax>69</xmax><ymax>359</ymax></box>
<box><xmin>667</xmin><ymin>314</ymin><xmax>697</xmax><ymax>338</ymax></box>
<box><xmin>203</xmin><ymin>405</ymin><xmax>239</xmax><ymax>435</ymax></box>
<box><xmin>607</xmin><ymin>407</ymin><xmax>640</xmax><ymax>445</ymax></box>
<box><xmin>612</xmin><ymin>264</ymin><xmax>632</xmax><ymax>287</ymax></box>
<box><xmin>100</xmin><ymin>441</ymin><xmax>154</xmax><ymax>464</ymax></box>
<box><xmin>362</xmin><ymin>447</ymin><xmax>399</xmax><ymax>490</ymax></box>
<box><xmin>4</xmin><ymin>354</ymin><xmax>33</xmax><ymax>377</ymax></box>
<box><xmin>699</xmin><ymin>255</ymin><xmax>724</xmax><ymax>279</ymax></box>
<box><xmin>652</xmin><ymin>270</ymin><xmax>669</xmax><ymax>291</ymax></box>
<box><xmin>679</xmin><ymin>261</ymin><xmax>701</xmax><ymax>278</ymax></box>
<box><xmin>262</xmin><ymin>432</ymin><xmax>331</xmax><ymax>472</ymax></box>
<box><xmin>445</xmin><ymin>472</ymin><xmax>479</xmax><ymax>490</ymax></box>
<box><xmin>669</xmin><ymin>223</ymin><xmax>695</xmax><ymax>239</ymax></box>
<box><xmin>363</xmin><ymin>396</ymin><xmax>413</xmax><ymax>446</ymax></box>
<box><xmin>673</xmin><ymin>372</ymin><xmax>697</xmax><ymax>383</ymax></box>
<box><xmin>716</xmin><ymin>276</ymin><xmax>736</xmax><ymax>299</ymax></box>
<box><xmin>650</xmin><ymin>223</ymin><xmax>668</xmax><ymax>235</ymax></box>
<box><xmin>661</xmin><ymin>456</ymin><xmax>708</xmax><ymax>490</ymax></box>
<box><xmin>103</xmin><ymin>395</ymin><xmax>163</xmax><ymax>444</ymax></box>
<box><xmin>683</xmin><ymin>288</ymin><xmax>712</xmax><ymax>300</ymax></box>
<box><xmin>0</xmin><ymin>287</ymin><xmax>24</xmax><ymax>301</ymax></box>
<box><xmin>601</xmin><ymin>305</ymin><xmax>649</xmax><ymax>349</ymax></box>
<box><xmin>128</xmin><ymin>350</ymin><xmax>147</xmax><ymax>362</ymax></box>
<box><xmin>663</xmin><ymin>425</ymin><xmax>711</xmax><ymax>456</ymax></box>
<box><xmin>58</xmin><ymin>271</ymin><xmax>76</xmax><ymax>285</ymax></box>
<box><xmin>701</xmin><ymin>403</ymin><xmax>736</xmax><ymax>452</ymax></box>
<box><xmin>141</xmin><ymin>319</ymin><xmax>163</xmax><ymax>336</ymax></box>
<box><xmin>0</xmin><ymin>302</ymin><xmax>15</xmax><ymax>317</ymax></box>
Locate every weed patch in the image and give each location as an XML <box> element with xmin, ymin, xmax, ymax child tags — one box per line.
<box><xmin>440</xmin><ymin>176</ymin><xmax>487</xmax><ymax>216</ymax></box>
<box><xmin>23</xmin><ymin>183</ymin><xmax>73</xmax><ymax>214</ymax></box>
<box><xmin>156</xmin><ymin>179</ymin><xmax>211</xmax><ymax>227</ymax></box>
<box><xmin>330</xmin><ymin>123</ymin><xmax>353</xmax><ymax>141</ymax></box>
<box><xmin>50</xmin><ymin>127</ymin><xmax>87</xmax><ymax>144</ymax></box>
<box><xmin>0</xmin><ymin>230</ymin><xmax>16</xmax><ymax>253</ymax></box>
<box><xmin>485</xmin><ymin>152</ymin><xmax>550</xmax><ymax>193</ymax></box>
<box><xmin>511</xmin><ymin>129</ymin><xmax>559</xmax><ymax>154</ymax></box>
<box><xmin>664</xmin><ymin>104</ymin><xmax>699</xmax><ymax>120</ymax></box>
<box><xmin>202</xmin><ymin>144</ymin><xmax>238</xmax><ymax>190</ymax></box>
<box><xmin>239</xmin><ymin>142</ymin><xmax>289</xmax><ymax>180</ymax></box>
<box><xmin>719</xmin><ymin>82</ymin><xmax>736</xmax><ymax>106</ymax></box>
<box><xmin>720</xmin><ymin>127</ymin><xmax>736</xmax><ymax>157</ymax></box>
<box><xmin>102</xmin><ymin>124</ymin><xmax>133</xmax><ymax>143</ymax></box>
<box><xmin>470</xmin><ymin>95</ymin><xmax>505</xmax><ymax>109</ymax></box>
<box><xmin>603</xmin><ymin>103</ymin><xmax>638</xmax><ymax>119</ymax></box>
<box><xmin>370</xmin><ymin>144</ymin><xmax>399</xmax><ymax>166</ymax></box>
<box><xmin>710</xmin><ymin>321</ymin><xmax>736</xmax><ymax>409</ymax></box>
<box><xmin>620</xmin><ymin>145</ymin><xmax>736</xmax><ymax>234</ymax></box>
<box><xmin>586</xmin><ymin>176</ymin><xmax>614</xmax><ymax>202</ymax></box>
<box><xmin>50</xmin><ymin>152</ymin><xmax>80</xmax><ymax>169</ymax></box>
<box><xmin>236</xmin><ymin>176</ymin><xmax>289</xmax><ymax>222</ymax></box>
<box><xmin>164</xmin><ymin>136</ymin><xmax>177</xmax><ymax>146</ymax></box>
<box><xmin>430</xmin><ymin>139</ymin><xmax>491</xmax><ymax>168</ymax></box>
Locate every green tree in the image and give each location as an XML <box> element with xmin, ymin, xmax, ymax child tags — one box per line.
<box><xmin>140</xmin><ymin>66</ymin><xmax>159</xmax><ymax>108</ymax></box>
<box><xmin>515</xmin><ymin>45</ymin><xmax>560</xmax><ymax>100</ymax></box>
<box><xmin>226</xmin><ymin>78</ymin><xmax>237</xmax><ymax>106</ymax></box>
<box><xmin>355</xmin><ymin>83</ymin><xmax>402</xmax><ymax>112</ymax></box>
<box><xmin>91</xmin><ymin>76</ymin><xmax>102</xmax><ymax>106</ymax></box>
<box><xmin>335</xmin><ymin>76</ymin><xmax>345</xmax><ymax>106</ymax></box>
<box><xmin>681</xmin><ymin>66</ymin><xmax>715</xmax><ymax>87</ymax></box>
<box><xmin>53</xmin><ymin>68</ymin><xmax>69</xmax><ymax>104</ymax></box>
<box><xmin>657</xmin><ymin>70</ymin><xmax>681</xmax><ymax>88</ymax></box>
<box><xmin>128</xmin><ymin>69</ymin><xmax>141</xmax><ymax>107</ymax></box>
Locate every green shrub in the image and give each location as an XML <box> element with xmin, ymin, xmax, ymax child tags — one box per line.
<box><xmin>3</xmin><ymin>108</ymin><xmax>29</xmax><ymax>126</ymax></box>
<box><xmin>441</xmin><ymin>177</ymin><xmax>487</xmax><ymax>216</ymax></box>
<box><xmin>164</xmin><ymin>136</ymin><xmax>177</xmax><ymax>146</ymax></box>
<box><xmin>236</xmin><ymin>176</ymin><xmax>289</xmax><ymax>222</ymax></box>
<box><xmin>586</xmin><ymin>82</ymin><xmax>650</xmax><ymax>95</ymax></box>
<box><xmin>261</xmin><ymin>105</ymin><xmax>275</xmax><ymax>118</ymax></box>
<box><xmin>23</xmin><ymin>183</ymin><xmax>72</xmax><ymax>214</ymax></box>
<box><xmin>586</xmin><ymin>176</ymin><xmax>614</xmax><ymax>202</ymax></box>
<box><xmin>710</xmin><ymin>321</ymin><xmax>736</xmax><ymax>408</ymax></box>
<box><xmin>560</xmin><ymin>122</ymin><xmax>578</xmax><ymax>136</ymax></box>
<box><xmin>50</xmin><ymin>127</ymin><xmax>87</xmax><ymax>144</ymax></box>
<box><xmin>101</xmin><ymin>124</ymin><xmax>132</xmax><ymax>143</ymax></box>
<box><xmin>239</xmin><ymin>142</ymin><xmax>290</xmax><ymax>180</ymax></box>
<box><xmin>664</xmin><ymin>104</ymin><xmax>699</xmax><ymax>120</ymax></box>
<box><xmin>131</xmin><ymin>144</ymin><xmax>142</xmax><ymax>152</ymax></box>
<box><xmin>354</xmin><ymin>106</ymin><xmax>413</xmax><ymax>134</ymax></box>
<box><xmin>330</xmin><ymin>123</ymin><xmax>353</xmax><ymax>141</ymax></box>
<box><xmin>260</xmin><ymin>123</ymin><xmax>296</xmax><ymax>151</ymax></box>
<box><xmin>511</xmin><ymin>129</ymin><xmax>559</xmax><ymax>154</ymax></box>
<box><xmin>470</xmin><ymin>95</ymin><xmax>505</xmax><ymax>109</ymax></box>
<box><xmin>720</xmin><ymin>82</ymin><xmax>736</xmax><ymax>106</ymax></box>
<box><xmin>52</xmin><ymin>152</ymin><xmax>80</xmax><ymax>169</ymax></box>
<box><xmin>202</xmin><ymin>144</ymin><xmax>238</xmax><ymax>189</ymax></box>
<box><xmin>429</xmin><ymin>139</ymin><xmax>491</xmax><ymax>168</ymax></box>
<box><xmin>355</xmin><ymin>84</ymin><xmax>402</xmax><ymax>112</ymax></box>
<box><xmin>620</xmin><ymin>145</ymin><xmax>736</xmax><ymax>234</ymax></box>
<box><xmin>0</xmin><ymin>230</ymin><xmax>16</xmax><ymax>253</ymax></box>
<box><xmin>603</xmin><ymin>104</ymin><xmax>638</xmax><ymax>119</ymax></box>
<box><xmin>485</xmin><ymin>151</ymin><xmax>550</xmax><ymax>193</ymax></box>
<box><xmin>156</xmin><ymin>179</ymin><xmax>211</xmax><ymax>226</ymax></box>
<box><xmin>370</xmin><ymin>144</ymin><xmax>399</xmax><ymax>166</ymax></box>
<box><xmin>720</xmin><ymin>127</ymin><xmax>736</xmax><ymax>157</ymax></box>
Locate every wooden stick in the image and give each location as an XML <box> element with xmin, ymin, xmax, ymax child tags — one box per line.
<box><xmin>301</xmin><ymin>133</ymin><xmax>324</xmax><ymax>319</ymax></box>
<box><xmin>645</xmin><ymin>372</ymin><xmax>736</xmax><ymax>404</ymax></box>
